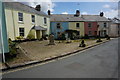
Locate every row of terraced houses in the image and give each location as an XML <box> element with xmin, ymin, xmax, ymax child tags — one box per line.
<box><xmin>4</xmin><ymin>2</ymin><xmax>120</xmax><ymax>41</ymax></box>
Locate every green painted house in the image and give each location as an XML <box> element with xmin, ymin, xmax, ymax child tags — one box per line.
<box><xmin>0</xmin><ymin>1</ymin><xmax>9</xmax><ymax>54</ymax></box>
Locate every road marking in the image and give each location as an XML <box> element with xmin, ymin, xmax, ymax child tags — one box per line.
<box><xmin>2</xmin><ymin>40</ymin><xmax>109</xmax><ymax>75</ymax></box>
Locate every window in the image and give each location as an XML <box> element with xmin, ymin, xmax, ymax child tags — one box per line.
<box><xmin>76</xmin><ymin>23</ymin><xmax>80</xmax><ymax>28</ymax></box>
<box><xmin>88</xmin><ymin>23</ymin><xmax>92</xmax><ymax>27</ymax></box>
<box><xmin>19</xmin><ymin>28</ymin><xmax>24</xmax><ymax>37</ymax></box>
<box><xmin>18</xmin><ymin>12</ymin><xmax>23</xmax><ymax>22</ymax></box>
<box><xmin>118</xmin><ymin>25</ymin><xmax>120</xmax><ymax>28</ymax></box>
<box><xmin>56</xmin><ymin>23</ymin><xmax>61</xmax><ymax>29</ymax></box>
<box><xmin>104</xmin><ymin>23</ymin><xmax>107</xmax><ymax>27</ymax></box>
<box><xmin>104</xmin><ymin>30</ymin><xmax>107</xmax><ymax>35</ymax></box>
<box><xmin>88</xmin><ymin>31</ymin><xmax>92</xmax><ymax>35</ymax></box>
<box><xmin>44</xmin><ymin>17</ymin><xmax>47</xmax><ymax>24</ymax></box>
<box><xmin>31</xmin><ymin>15</ymin><xmax>35</xmax><ymax>23</ymax></box>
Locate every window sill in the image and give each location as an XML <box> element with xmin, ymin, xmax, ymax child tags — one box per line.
<box><xmin>32</xmin><ymin>22</ymin><xmax>35</xmax><ymax>25</ymax></box>
<box><xmin>44</xmin><ymin>24</ymin><xmax>47</xmax><ymax>26</ymax></box>
<box><xmin>18</xmin><ymin>21</ymin><xmax>24</xmax><ymax>24</ymax></box>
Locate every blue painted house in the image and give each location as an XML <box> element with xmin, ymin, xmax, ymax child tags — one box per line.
<box><xmin>50</xmin><ymin>21</ymin><xmax>69</xmax><ymax>39</ymax></box>
<box><xmin>50</xmin><ymin>14</ymin><xmax>69</xmax><ymax>39</ymax></box>
<box><xmin>50</xmin><ymin>13</ymin><xmax>85</xmax><ymax>39</ymax></box>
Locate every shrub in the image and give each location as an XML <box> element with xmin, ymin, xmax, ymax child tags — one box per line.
<box><xmin>96</xmin><ymin>38</ymin><xmax>102</xmax><ymax>43</ymax></box>
<box><xmin>8</xmin><ymin>38</ymin><xmax>17</xmax><ymax>58</ymax></box>
<box><xmin>27</xmin><ymin>34</ymin><xmax>35</xmax><ymax>40</ymax></box>
<box><xmin>79</xmin><ymin>40</ymin><xmax>86</xmax><ymax>47</ymax></box>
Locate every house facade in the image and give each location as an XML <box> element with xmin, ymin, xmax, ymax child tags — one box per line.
<box><xmin>109</xmin><ymin>18</ymin><xmax>120</xmax><ymax>37</ymax></box>
<box><xmin>84</xmin><ymin>22</ymin><xmax>98</xmax><ymax>37</ymax></box>
<box><xmin>50</xmin><ymin>12</ymin><xmax>85</xmax><ymax>39</ymax></box>
<box><xmin>4</xmin><ymin>2</ymin><xmax>50</xmax><ymax>40</ymax></box>
<box><xmin>82</xmin><ymin>14</ymin><xmax>111</xmax><ymax>37</ymax></box>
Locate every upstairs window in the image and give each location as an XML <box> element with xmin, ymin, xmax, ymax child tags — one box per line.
<box><xmin>44</xmin><ymin>17</ymin><xmax>47</xmax><ymax>24</ymax></box>
<box><xmin>56</xmin><ymin>23</ymin><xmax>61</xmax><ymax>29</ymax></box>
<box><xmin>104</xmin><ymin>23</ymin><xmax>107</xmax><ymax>27</ymax></box>
<box><xmin>76</xmin><ymin>23</ymin><xmax>80</xmax><ymax>28</ymax></box>
<box><xmin>88</xmin><ymin>23</ymin><xmax>92</xmax><ymax>27</ymax></box>
<box><xmin>31</xmin><ymin>15</ymin><xmax>35</xmax><ymax>23</ymax></box>
<box><xmin>18</xmin><ymin>12</ymin><xmax>23</xmax><ymax>22</ymax></box>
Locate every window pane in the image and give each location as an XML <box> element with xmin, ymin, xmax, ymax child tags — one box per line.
<box><xmin>32</xmin><ymin>15</ymin><xmax>35</xmax><ymax>22</ymax></box>
<box><xmin>44</xmin><ymin>18</ymin><xmax>47</xmax><ymax>24</ymax></box>
<box><xmin>19</xmin><ymin>28</ymin><xmax>24</xmax><ymax>37</ymax></box>
<box><xmin>76</xmin><ymin>23</ymin><xmax>80</xmax><ymax>28</ymax></box>
<box><xmin>57</xmin><ymin>23</ymin><xmax>61</xmax><ymax>29</ymax></box>
<box><xmin>18</xmin><ymin>12</ymin><xmax>23</xmax><ymax>21</ymax></box>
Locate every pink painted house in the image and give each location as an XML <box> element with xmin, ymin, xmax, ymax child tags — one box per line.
<box><xmin>84</xmin><ymin>22</ymin><xmax>98</xmax><ymax>36</ymax></box>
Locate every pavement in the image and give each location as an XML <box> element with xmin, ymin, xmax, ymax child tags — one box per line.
<box><xmin>2</xmin><ymin>38</ymin><xmax>118</xmax><ymax>78</ymax></box>
<box><xmin>1</xmin><ymin>38</ymin><xmax>111</xmax><ymax>71</ymax></box>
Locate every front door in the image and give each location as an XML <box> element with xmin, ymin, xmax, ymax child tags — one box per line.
<box><xmin>36</xmin><ymin>30</ymin><xmax>40</xmax><ymax>39</ymax></box>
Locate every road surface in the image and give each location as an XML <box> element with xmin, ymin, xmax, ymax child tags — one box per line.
<box><xmin>3</xmin><ymin>38</ymin><xmax>118</xmax><ymax>78</ymax></box>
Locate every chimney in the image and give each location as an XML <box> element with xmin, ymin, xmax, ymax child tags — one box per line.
<box><xmin>100</xmin><ymin>12</ymin><xmax>104</xmax><ymax>17</ymax></box>
<box><xmin>48</xmin><ymin>10</ymin><xmax>51</xmax><ymax>15</ymax></box>
<box><xmin>35</xmin><ymin>5</ymin><xmax>41</xmax><ymax>11</ymax></box>
<box><xmin>74</xmin><ymin>10</ymin><xmax>80</xmax><ymax>17</ymax></box>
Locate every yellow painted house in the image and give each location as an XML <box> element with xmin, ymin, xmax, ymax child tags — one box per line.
<box><xmin>4</xmin><ymin>2</ymin><xmax>50</xmax><ymax>40</ymax></box>
<box><xmin>50</xmin><ymin>13</ymin><xmax>85</xmax><ymax>39</ymax></box>
<box><xmin>69</xmin><ymin>22</ymin><xmax>84</xmax><ymax>37</ymax></box>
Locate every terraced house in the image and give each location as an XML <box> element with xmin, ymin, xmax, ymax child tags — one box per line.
<box><xmin>50</xmin><ymin>10</ymin><xmax>111</xmax><ymax>39</ymax></box>
<box><xmin>82</xmin><ymin>12</ymin><xmax>111</xmax><ymax>37</ymax></box>
<box><xmin>50</xmin><ymin>10</ymin><xmax>84</xmax><ymax>39</ymax></box>
<box><xmin>4</xmin><ymin>2</ymin><xmax>50</xmax><ymax>40</ymax></box>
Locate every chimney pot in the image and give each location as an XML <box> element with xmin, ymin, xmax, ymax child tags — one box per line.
<box><xmin>35</xmin><ymin>5</ymin><xmax>41</xmax><ymax>11</ymax></box>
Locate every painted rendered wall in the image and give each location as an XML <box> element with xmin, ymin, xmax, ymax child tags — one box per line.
<box><xmin>69</xmin><ymin>22</ymin><xmax>84</xmax><ymax>36</ymax></box>
<box><xmin>50</xmin><ymin>22</ymin><xmax>69</xmax><ymax>39</ymax></box>
<box><xmin>97</xmin><ymin>22</ymin><xmax>110</xmax><ymax>37</ymax></box>
<box><xmin>109</xmin><ymin>23</ymin><xmax>120</xmax><ymax>37</ymax></box>
<box><xmin>5</xmin><ymin>8</ymin><xmax>50</xmax><ymax>40</ymax></box>
<box><xmin>84</xmin><ymin>22</ymin><xmax>98</xmax><ymax>36</ymax></box>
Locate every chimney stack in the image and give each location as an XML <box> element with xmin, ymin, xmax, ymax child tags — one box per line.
<box><xmin>48</xmin><ymin>10</ymin><xmax>51</xmax><ymax>15</ymax></box>
<box><xmin>74</xmin><ymin>10</ymin><xmax>80</xmax><ymax>17</ymax></box>
<box><xmin>35</xmin><ymin>5</ymin><xmax>41</xmax><ymax>11</ymax></box>
<box><xmin>100</xmin><ymin>12</ymin><xmax>104</xmax><ymax>17</ymax></box>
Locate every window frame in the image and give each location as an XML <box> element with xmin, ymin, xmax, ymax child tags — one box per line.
<box><xmin>19</xmin><ymin>28</ymin><xmax>25</xmax><ymax>37</ymax></box>
<box><xmin>88</xmin><ymin>31</ymin><xmax>92</xmax><ymax>36</ymax></box>
<box><xmin>104</xmin><ymin>23</ymin><xmax>107</xmax><ymax>28</ymax></box>
<box><xmin>76</xmin><ymin>23</ymin><xmax>80</xmax><ymax>28</ymax></box>
<box><xmin>44</xmin><ymin>17</ymin><xmax>47</xmax><ymax>24</ymax></box>
<box><xmin>56</xmin><ymin>23</ymin><xmax>61</xmax><ymax>29</ymax></box>
<box><xmin>31</xmin><ymin>15</ymin><xmax>35</xmax><ymax>23</ymax></box>
<box><xmin>18</xmin><ymin>12</ymin><xmax>23</xmax><ymax>22</ymax></box>
<box><xmin>88</xmin><ymin>23</ymin><xmax>92</xmax><ymax>28</ymax></box>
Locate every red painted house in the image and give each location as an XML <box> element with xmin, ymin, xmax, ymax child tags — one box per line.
<box><xmin>84</xmin><ymin>22</ymin><xmax>98</xmax><ymax>36</ymax></box>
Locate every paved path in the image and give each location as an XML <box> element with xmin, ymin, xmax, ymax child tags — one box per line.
<box><xmin>3</xmin><ymin>38</ymin><xmax>118</xmax><ymax>78</ymax></box>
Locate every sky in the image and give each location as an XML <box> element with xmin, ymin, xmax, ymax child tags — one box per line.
<box><xmin>10</xmin><ymin>0</ymin><xmax>119</xmax><ymax>18</ymax></box>
<box><xmin>52</xmin><ymin>2</ymin><xmax>118</xmax><ymax>18</ymax></box>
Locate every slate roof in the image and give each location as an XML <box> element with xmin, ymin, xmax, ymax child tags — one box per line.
<box><xmin>32</xmin><ymin>26</ymin><xmax>47</xmax><ymax>30</ymax></box>
<box><xmin>111</xmin><ymin>18</ymin><xmax>120</xmax><ymax>24</ymax></box>
<box><xmin>50</xmin><ymin>14</ymin><xmax>111</xmax><ymax>22</ymax></box>
<box><xmin>4</xmin><ymin>2</ymin><xmax>49</xmax><ymax>17</ymax></box>
<box><xmin>50</xmin><ymin>14</ymin><xmax>84</xmax><ymax>22</ymax></box>
<box><xmin>82</xmin><ymin>15</ymin><xmax>111</xmax><ymax>22</ymax></box>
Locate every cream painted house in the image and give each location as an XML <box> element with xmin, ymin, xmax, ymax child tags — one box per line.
<box><xmin>109</xmin><ymin>18</ymin><xmax>120</xmax><ymax>37</ymax></box>
<box><xmin>4</xmin><ymin>2</ymin><xmax>50</xmax><ymax>40</ymax></box>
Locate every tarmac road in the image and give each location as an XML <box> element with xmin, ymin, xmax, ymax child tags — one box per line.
<box><xmin>3</xmin><ymin>38</ymin><xmax>118</xmax><ymax>78</ymax></box>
